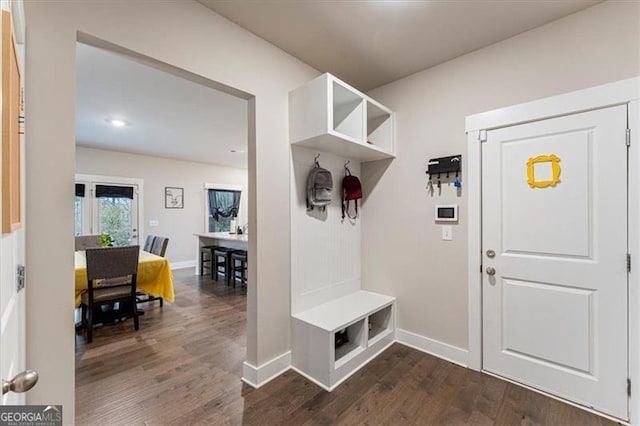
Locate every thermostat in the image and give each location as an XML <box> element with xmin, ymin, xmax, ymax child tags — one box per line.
<box><xmin>435</xmin><ymin>205</ymin><xmax>458</xmax><ymax>222</ymax></box>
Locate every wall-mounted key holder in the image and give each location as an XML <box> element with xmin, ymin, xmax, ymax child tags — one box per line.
<box><xmin>426</xmin><ymin>155</ymin><xmax>462</xmax><ymax>195</ymax></box>
<box><xmin>426</xmin><ymin>155</ymin><xmax>461</xmax><ymax>176</ymax></box>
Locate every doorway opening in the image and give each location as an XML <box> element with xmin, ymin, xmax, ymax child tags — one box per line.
<box><xmin>73</xmin><ymin>36</ymin><xmax>254</xmax><ymax>422</ymax></box>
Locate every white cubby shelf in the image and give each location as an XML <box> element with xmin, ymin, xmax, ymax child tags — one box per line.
<box><xmin>289</xmin><ymin>73</ymin><xmax>395</xmax><ymax>162</ymax></box>
<box><xmin>291</xmin><ymin>291</ymin><xmax>396</xmax><ymax>391</ymax></box>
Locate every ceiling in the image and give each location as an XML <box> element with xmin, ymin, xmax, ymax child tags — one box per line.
<box><xmin>199</xmin><ymin>0</ymin><xmax>601</xmax><ymax>91</ymax></box>
<box><xmin>76</xmin><ymin>43</ymin><xmax>248</xmax><ymax>168</ymax></box>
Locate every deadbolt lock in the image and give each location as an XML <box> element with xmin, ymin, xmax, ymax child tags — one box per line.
<box><xmin>486</xmin><ymin>249</ymin><xmax>496</xmax><ymax>258</ymax></box>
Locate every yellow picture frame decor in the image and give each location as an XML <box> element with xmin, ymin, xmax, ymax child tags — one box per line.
<box><xmin>526</xmin><ymin>154</ymin><xmax>561</xmax><ymax>188</ymax></box>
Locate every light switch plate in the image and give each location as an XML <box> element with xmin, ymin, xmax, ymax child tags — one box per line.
<box><xmin>149</xmin><ymin>220</ymin><xmax>159</xmax><ymax>227</ymax></box>
<box><xmin>442</xmin><ymin>225</ymin><xmax>453</xmax><ymax>241</ymax></box>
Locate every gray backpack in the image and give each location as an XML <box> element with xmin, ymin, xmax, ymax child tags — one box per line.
<box><xmin>306</xmin><ymin>161</ymin><xmax>333</xmax><ymax>212</ymax></box>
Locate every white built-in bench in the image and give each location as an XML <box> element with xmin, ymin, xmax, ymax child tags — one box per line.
<box><xmin>291</xmin><ymin>290</ymin><xmax>395</xmax><ymax>391</ymax></box>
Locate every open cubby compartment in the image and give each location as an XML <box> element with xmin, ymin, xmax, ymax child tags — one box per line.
<box><xmin>366</xmin><ymin>100</ymin><xmax>393</xmax><ymax>153</ymax></box>
<box><xmin>368</xmin><ymin>304</ymin><xmax>393</xmax><ymax>345</ymax></box>
<box><xmin>333</xmin><ymin>318</ymin><xmax>366</xmax><ymax>369</ymax></box>
<box><xmin>332</xmin><ymin>80</ymin><xmax>364</xmax><ymax>143</ymax></box>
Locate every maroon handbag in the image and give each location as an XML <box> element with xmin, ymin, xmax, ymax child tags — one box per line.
<box><xmin>342</xmin><ymin>166</ymin><xmax>362</xmax><ymax>219</ymax></box>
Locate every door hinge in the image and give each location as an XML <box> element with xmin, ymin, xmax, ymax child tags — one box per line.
<box><xmin>627</xmin><ymin>254</ymin><xmax>631</xmax><ymax>272</ymax></box>
<box><xmin>626</xmin><ymin>128</ymin><xmax>631</xmax><ymax>147</ymax></box>
<box><xmin>628</xmin><ymin>378</ymin><xmax>632</xmax><ymax>397</ymax></box>
<box><xmin>479</xmin><ymin>130</ymin><xmax>487</xmax><ymax>143</ymax></box>
<box><xmin>480</xmin><ymin>264</ymin><xmax>483</xmax><ymax>273</ymax></box>
<box><xmin>16</xmin><ymin>264</ymin><xmax>25</xmax><ymax>292</ymax></box>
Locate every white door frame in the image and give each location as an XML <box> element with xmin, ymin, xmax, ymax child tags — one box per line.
<box><xmin>465</xmin><ymin>76</ymin><xmax>640</xmax><ymax>421</ymax></box>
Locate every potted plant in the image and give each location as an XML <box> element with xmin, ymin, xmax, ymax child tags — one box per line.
<box><xmin>99</xmin><ymin>233</ymin><xmax>114</xmax><ymax>247</ymax></box>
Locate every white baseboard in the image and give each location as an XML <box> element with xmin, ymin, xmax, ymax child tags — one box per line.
<box><xmin>241</xmin><ymin>351</ymin><xmax>291</xmax><ymax>388</ymax></box>
<box><xmin>291</xmin><ymin>338</ymin><xmax>395</xmax><ymax>392</ymax></box>
<box><xmin>170</xmin><ymin>260</ymin><xmax>196</xmax><ymax>270</ymax></box>
<box><xmin>290</xmin><ymin>366</ymin><xmax>331</xmax><ymax>391</ymax></box>
<box><xmin>395</xmin><ymin>328</ymin><xmax>469</xmax><ymax>367</ymax></box>
<box><xmin>241</xmin><ymin>332</ymin><xmax>467</xmax><ymax>390</ymax></box>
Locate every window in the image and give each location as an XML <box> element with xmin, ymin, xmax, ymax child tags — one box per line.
<box><xmin>95</xmin><ymin>185</ymin><xmax>135</xmax><ymax>247</ymax></box>
<box><xmin>74</xmin><ymin>176</ymin><xmax>142</xmax><ymax>247</ymax></box>
<box><xmin>75</xmin><ymin>183</ymin><xmax>86</xmax><ymax>236</ymax></box>
<box><xmin>207</xmin><ymin>189</ymin><xmax>241</xmax><ymax>232</ymax></box>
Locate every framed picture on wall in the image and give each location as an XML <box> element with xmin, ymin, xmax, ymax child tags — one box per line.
<box><xmin>165</xmin><ymin>187</ymin><xmax>184</xmax><ymax>209</ymax></box>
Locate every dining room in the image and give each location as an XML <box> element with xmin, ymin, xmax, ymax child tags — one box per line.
<box><xmin>72</xmin><ymin>40</ymin><xmax>252</xmax><ymax>419</ymax></box>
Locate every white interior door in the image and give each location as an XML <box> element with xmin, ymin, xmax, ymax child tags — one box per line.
<box><xmin>1</xmin><ymin>226</ymin><xmax>26</xmax><ymax>406</ymax></box>
<box><xmin>1</xmin><ymin>4</ymin><xmax>29</xmax><ymax>405</ymax></box>
<box><xmin>482</xmin><ymin>105</ymin><xmax>629</xmax><ymax>419</ymax></box>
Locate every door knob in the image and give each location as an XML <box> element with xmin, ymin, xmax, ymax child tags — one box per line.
<box><xmin>2</xmin><ymin>370</ymin><xmax>38</xmax><ymax>395</ymax></box>
<box><xmin>485</xmin><ymin>267</ymin><xmax>496</xmax><ymax>276</ymax></box>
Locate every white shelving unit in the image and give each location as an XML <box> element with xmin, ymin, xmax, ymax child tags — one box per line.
<box><xmin>289</xmin><ymin>73</ymin><xmax>396</xmax><ymax>391</ymax></box>
<box><xmin>291</xmin><ymin>291</ymin><xmax>395</xmax><ymax>391</ymax></box>
<box><xmin>289</xmin><ymin>73</ymin><xmax>395</xmax><ymax>162</ymax></box>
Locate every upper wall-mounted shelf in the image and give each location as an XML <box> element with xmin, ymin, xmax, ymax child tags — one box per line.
<box><xmin>289</xmin><ymin>73</ymin><xmax>395</xmax><ymax>162</ymax></box>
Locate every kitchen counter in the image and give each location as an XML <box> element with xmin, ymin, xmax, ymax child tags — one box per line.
<box><xmin>194</xmin><ymin>232</ymin><xmax>248</xmax><ymax>275</ymax></box>
<box><xmin>194</xmin><ymin>232</ymin><xmax>248</xmax><ymax>243</ymax></box>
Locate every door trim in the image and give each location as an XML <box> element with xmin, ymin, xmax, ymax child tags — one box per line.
<box><xmin>465</xmin><ymin>77</ymin><xmax>640</xmax><ymax>421</ymax></box>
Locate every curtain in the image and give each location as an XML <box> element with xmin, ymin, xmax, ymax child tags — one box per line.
<box><xmin>75</xmin><ymin>183</ymin><xmax>85</xmax><ymax>197</ymax></box>
<box><xmin>95</xmin><ymin>184</ymin><xmax>134</xmax><ymax>199</ymax></box>
<box><xmin>208</xmin><ymin>189</ymin><xmax>241</xmax><ymax>221</ymax></box>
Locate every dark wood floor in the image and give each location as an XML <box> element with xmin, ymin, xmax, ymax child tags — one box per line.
<box><xmin>76</xmin><ymin>268</ymin><xmax>615</xmax><ymax>425</ymax></box>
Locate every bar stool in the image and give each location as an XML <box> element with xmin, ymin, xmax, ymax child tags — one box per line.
<box><xmin>200</xmin><ymin>245</ymin><xmax>219</xmax><ymax>276</ymax></box>
<box><xmin>231</xmin><ymin>250</ymin><xmax>248</xmax><ymax>287</ymax></box>
<box><xmin>212</xmin><ymin>247</ymin><xmax>235</xmax><ymax>284</ymax></box>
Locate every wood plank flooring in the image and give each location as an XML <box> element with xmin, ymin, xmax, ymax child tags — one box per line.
<box><xmin>76</xmin><ymin>269</ymin><xmax>616</xmax><ymax>425</ymax></box>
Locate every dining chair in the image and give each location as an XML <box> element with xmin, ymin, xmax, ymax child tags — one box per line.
<box><xmin>138</xmin><ymin>236</ymin><xmax>168</xmax><ymax>308</ymax></box>
<box><xmin>151</xmin><ymin>236</ymin><xmax>169</xmax><ymax>257</ymax></box>
<box><xmin>75</xmin><ymin>235</ymin><xmax>102</xmax><ymax>251</ymax></box>
<box><xmin>82</xmin><ymin>245</ymin><xmax>140</xmax><ymax>343</ymax></box>
<box><xmin>143</xmin><ymin>235</ymin><xmax>156</xmax><ymax>252</ymax></box>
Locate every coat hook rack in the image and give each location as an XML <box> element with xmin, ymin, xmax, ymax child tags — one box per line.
<box><xmin>344</xmin><ymin>160</ymin><xmax>350</xmax><ymax>169</ymax></box>
<box><xmin>314</xmin><ymin>153</ymin><xmax>321</xmax><ymax>167</ymax></box>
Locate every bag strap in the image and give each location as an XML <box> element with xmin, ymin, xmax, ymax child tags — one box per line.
<box><xmin>342</xmin><ymin>199</ymin><xmax>358</xmax><ymax>220</ymax></box>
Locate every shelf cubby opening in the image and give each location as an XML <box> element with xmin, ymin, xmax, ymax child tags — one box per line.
<box><xmin>368</xmin><ymin>304</ymin><xmax>393</xmax><ymax>344</ymax></box>
<box><xmin>332</xmin><ymin>81</ymin><xmax>364</xmax><ymax>142</ymax></box>
<box><xmin>334</xmin><ymin>319</ymin><xmax>366</xmax><ymax>368</ymax></box>
<box><xmin>366</xmin><ymin>100</ymin><xmax>392</xmax><ymax>152</ymax></box>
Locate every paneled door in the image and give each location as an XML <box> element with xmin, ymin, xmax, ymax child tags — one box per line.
<box><xmin>1</xmin><ymin>8</ymin><xmax>33</xmax><ymax>404</ymax></box>
<box><xmin>482</xmin><ymin>105</ymin><xmax>628</xmax><ymax>419</ymax></box>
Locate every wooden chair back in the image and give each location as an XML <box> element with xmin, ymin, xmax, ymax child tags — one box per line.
<box><xmin>75</xmin><ymin>235</ymin><xmax>101</xmax><ymax>251</ymax></box>
<box><xmin>143</xmin><ymin>235</ymin><xmax>155</xmax><ymax>252</ymax></box>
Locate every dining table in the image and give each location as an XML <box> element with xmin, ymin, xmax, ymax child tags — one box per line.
<box><xmin>74</xmin><ymin>249</ymin><xmax>175</xmax><ymax>306</ymax></box>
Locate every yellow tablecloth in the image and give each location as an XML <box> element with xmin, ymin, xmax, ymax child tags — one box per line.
<box><xmin>75</xmin><ymin>250</ymin><xmax>175</xmax><ymax>306</ymax></box>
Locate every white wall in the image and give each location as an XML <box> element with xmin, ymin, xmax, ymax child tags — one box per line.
<box><xmin>362</xmin><ymin>1</ymin><xmax>640</xmax><ymax>352</ymax></box>
<box><xmin>25</xmin><ymin>0</ymin><xmax>317</xmax><ymax>411</ymax></box>
<box><xmin>290</xmin><ymin>146</ymin><xmax>361</xmax><ymax>314</ymax></box>
<box><xmin>76</xmin><ymin>146</ymin><xmax>248</xmax><ymax>265</ymax></box>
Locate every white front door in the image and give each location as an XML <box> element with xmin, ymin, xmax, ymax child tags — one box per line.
<box><xmin>1</xmin><ymin>6</ymin><xmax>28</xmax><ymax>405</ymax></box>
<box><xmin>1</xmin><ymin>223</ymin><xmax>26</xmax><ymax>406</ymax></box>
<box><xmin>482</xmin><ymin>104</ymin><xmax>628</xmax><ymax>419</ymax></box>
